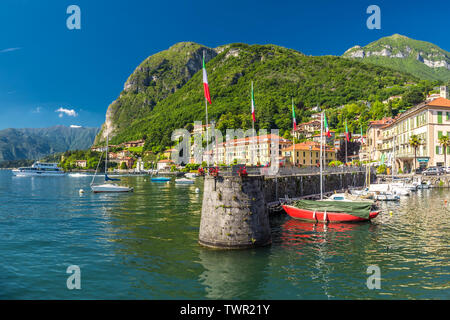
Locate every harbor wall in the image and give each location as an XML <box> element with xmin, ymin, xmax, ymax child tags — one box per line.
<box><xmin>199</xmin><ymin>171</ymin><xmax>375</xmax><ymax>249</ymax></box>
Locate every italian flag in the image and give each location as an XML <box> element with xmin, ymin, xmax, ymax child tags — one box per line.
<box><xmin>292</xmin><ymin>99</ymin><xmax>297</xmax><ymax>131</ymax></box>
<box><xmin>202</xmin><ymin>54</ymin><xmax>212</xmax><ymax>104</ymax></box>
<box><xmin>251</xmin><ymin>82</ymin><xmax>256</xmax><ymax>122</ymax></box>
<box><xmin>345</xmin><ymin>120</ymin><xmax>350</xmax><ymax>142</ymax></box>
<box><xmin>324</xmin><ymin>112</ymin><xmax>331</xmax><ymax>137</ymax></box>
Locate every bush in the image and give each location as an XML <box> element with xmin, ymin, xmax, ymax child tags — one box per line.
<box><xmin>328</xmin><ymin>160</ymin><xmax>343</xmax><ymax>167</ymax></box>
<box><xmin>377</xmin><ymin>164</ymin><xmax>386</xmax><ymax>174</ymax></box>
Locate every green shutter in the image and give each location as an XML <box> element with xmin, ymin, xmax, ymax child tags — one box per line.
<box><xmin>447</xmin><ymin>112</ymin><xmax>450</xmax><ymax>121</ymax></box>
<box><xmin>436</xmin><ymin>146</ymin><xmax>440</xmax><ymax>155</ymax></box>
<box><xmin>439</xmin><ymin>131</ymin><xmax>443</xmax><ymax>138</ymax></box>
<box><xmin>438</xmin><ymin>111</ymin><xmax>443</xmax><ymax>124</ymax></box>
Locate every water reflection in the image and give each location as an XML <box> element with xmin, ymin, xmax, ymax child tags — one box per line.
<box><xmin>198</xmin><ymin>248</ymin><xmax>270</xmax><ymax>299</ymax></box>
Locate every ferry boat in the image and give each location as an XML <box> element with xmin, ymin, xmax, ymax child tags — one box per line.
<box><xmin>12</xmin><ymin>162</ymin><xmax>65</xmax><ymax>177</ymax></box>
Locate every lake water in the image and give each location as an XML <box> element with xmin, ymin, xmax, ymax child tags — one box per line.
<box><xmin>0</xmin><ymin>170</ymin><xmax>448</xmax><ymax>299</ymax></box>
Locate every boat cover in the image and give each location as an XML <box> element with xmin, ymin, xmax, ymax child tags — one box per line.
<box><xmin>293</xmin><ymin>200</ymin><xmax>373</xmax><ymax>219</ymax></box>
<box><xmin>105</xmin><ymin>174</ymin><xmax>120</xmax><ymax>181</ymax></box>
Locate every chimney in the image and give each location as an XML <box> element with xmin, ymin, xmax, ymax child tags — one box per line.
<box><xmin>441</xmin><ymin>86</ymin><xmax>449</xmax><ymax>99</ymax></box>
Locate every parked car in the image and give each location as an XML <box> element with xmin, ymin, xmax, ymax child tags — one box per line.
<box><xmin>422</xmin><ymin>167</ymin><xmax>444</xmax><ymax>176</ymax></box>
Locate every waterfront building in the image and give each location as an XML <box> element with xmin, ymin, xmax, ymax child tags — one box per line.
<box><xmin>281</xmin><ymin>141</ymin><xmax>337</xmax><ymax>166</ymax></box>
<box><xmin>312</xmin><ymin>131</ymin><xmax>335</xmax><ymax>145</ymax></box>
<box><xmin>292</xmin><ymin>119</ymin><xmax>321</xmax><ymax>139</ymax></box>
<box><xmin>213</xmin><ymin>134</ymin><xmax>291</xmax><ymax>166</ymax></box>
<box><xmin>363</xmin><ymin>117</ymin><xmax>394</xmax><ymax>164</ymax></box>
<box><xmin>364</xmin><ymin>89</ymin><xmax>450</xmax><ymax>172</ymax></box>
<box><xmin>75</xmin><ymin>160</ymin><xmax>87</xmax><ymax>168</ymax></box>
<box><xmin>379</xmin><ymin>96</ymin><xmax>450</xmax><ymax>172</ymax></box>
<box><xmin>157</xmin><ymin>159</ymin><xmax>174</xmax><ymax>171</ymax></box>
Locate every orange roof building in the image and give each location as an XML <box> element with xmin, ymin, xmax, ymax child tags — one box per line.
<box><xmin>368</xmin><ymin>97</ymin><xmax>450</xmax><ymax>172</ymax></box>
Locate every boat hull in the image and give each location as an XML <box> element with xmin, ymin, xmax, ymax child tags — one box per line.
<box><xmin>151</xmin><ymin>177</ymin><xmax>171</xmax><ymax>182</ymax></box>
<box><xmin>91</xmin><ymin>184</ymin><xmax>133</xmax><ymax>193</ymax></box>
<box><xmin>282</xmin><ymin>205</ymin><xmax>380</xmax><ymax>223</ymax></box>
<box><xmin>12</xmin><ymin>170</ymin><xmax>65</xmax><ymax>177</ymax></box>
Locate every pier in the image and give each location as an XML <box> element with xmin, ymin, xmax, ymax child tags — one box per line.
<box><xmin>198</xmin><ymin>167</ymin><xmax>376</xmax><ymax>249</ymax></box>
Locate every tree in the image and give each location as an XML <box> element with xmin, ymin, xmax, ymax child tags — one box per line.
<box><xmin>403</xmin><ymin>87</ymin><xmax>424</xmax><ymax>106</ymax></box>
<box><xmin>438</xmin><ymin>135</ymin><xmax>450</xmax><ymax>169</ymax></box>
<box><xmin>408</xmin><ymin>135</ymin><xmax>421</xmax><ymax>172</ymax></box>
<box><xmin>120</xmin><ymin>162</ymin><xmax>128</xmax><ymax>170</ymax></box>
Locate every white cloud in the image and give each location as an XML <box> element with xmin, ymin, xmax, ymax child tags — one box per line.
<box><xmin>0</xmin><ymin>47</ymin><xmax>21</xmax><ymax>53</ymax></box>
<box><xmin>32</xmin><ymin>106</ymin><xmax>42</xmax><ymax>113</ymax></box>
<box><xmin>56</xmin><ymin>107</ymin><xmax>78</xmax><ymax>118</ymax></box>
<box><xmin>70</xmin><ymin>125</ymin><xmax>82</xmax><ymax>128</ymax></box>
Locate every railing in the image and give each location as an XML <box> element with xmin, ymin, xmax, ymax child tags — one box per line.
<box><xmin>204</xmin><ymin>165</ymin><xmax>371</xmax><ymax>177</ymax></box>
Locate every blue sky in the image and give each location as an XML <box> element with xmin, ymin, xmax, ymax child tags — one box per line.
<box><xmin>0</xmin><ymin>0</ymin><xmax>449</xmax><ymax>129</ymax></box>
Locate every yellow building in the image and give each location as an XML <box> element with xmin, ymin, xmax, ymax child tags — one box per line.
<box><xmin>281</xmin><ymin>141</ymin><xmax>336</xmax><ymax>166</ymax></box>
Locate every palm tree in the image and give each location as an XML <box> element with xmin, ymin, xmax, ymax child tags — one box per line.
<box><xmin>438</xmin><ymin>135</ymin><xmax>450</xmax><ymax>170</ymax></box>
<box><xmin>408</xmin><ymin>135</ymin><xmax>421</xmax><ymax>173</ymax></box>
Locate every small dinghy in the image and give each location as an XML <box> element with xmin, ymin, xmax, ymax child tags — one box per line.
<box><xmin>175</xmin><ymin>178</ymin><xmax>195</xmax><ymax>184</ymax></box>
<box><xmin>151</xmin><ymin>177</ymin><xmax>171</xmax><ymax>182</ymax></box>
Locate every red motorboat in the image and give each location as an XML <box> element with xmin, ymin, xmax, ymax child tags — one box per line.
<box><xmin>283</xmin><ymin>200</ymin><xmax>380</xmax><ymax>223</ymax></box>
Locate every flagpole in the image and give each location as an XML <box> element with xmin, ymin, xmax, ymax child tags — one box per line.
<box><xmin>251</xmin><ymin>81</ymin><xmax>255</xmax><ymax>166</ymax></box>
<box><xmin>320</xmin><ymin>111</ymin><xmax>323</xmax><ymax>200</ymax></box>
<box><xmin>203</xmin><ymin>50</ymin><xmax>210</xmax><ymax>167</ymax></box>
<box><xmin>292</xmin><ymin>97</ymin><xmax>295</xmax><ymax>168</ymax></box>
<box><xmin>205</xmin><ymin>97</ymin><xmax>209</xmax><ymax>167</ymax></box>
<box><xmin>345</xmin><ymin>120</ymin><xmax>348</xmax><ymax>166</ymax></box>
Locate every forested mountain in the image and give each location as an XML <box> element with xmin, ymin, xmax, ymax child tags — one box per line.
<box><xmin>343</xmin><ymin>34</ymin><xmax>450</xmax><ymax>81</ymax></box>
<box><xmin>0</xmin><ymin>126</ymin><xmax>99</xmax><ymax>161</ymax></box>
<box><xmin>95</xmin><ymin>41</ymin><xmax>427</xmax><ymax>153</ymax></box>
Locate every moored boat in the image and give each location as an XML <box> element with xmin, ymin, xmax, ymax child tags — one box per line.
<box><xmin>90</xmin><ymin>135</ymin><xmax>133</xmax><ymax>193</ymax></box>
<box><xmin>283</xmin><ymin>199</ymin><xmax>380</xmax><ymax>223</ymax></box>
<box><xmin>151</xmin><ymin>176</ymin><xmax>171</xmax><ymax>182</ymax></box>
<box><xmin>91</xmin><ymin>183</ymin><xmax>133</xmax><ymax>193</ymax></box>
<box><xmin>175</xmin><ymin>178</ymin><xmax>195</xmax><ymax>184</ymax></box>
<box><xmin>12</xmin><ymin>162</ymin><xmax>65</xmax><ymax>177</ymax></box>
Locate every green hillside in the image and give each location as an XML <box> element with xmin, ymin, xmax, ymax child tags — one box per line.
<box><xmin>95</xmin><ymin>42</ymin><xmax>424</xmax><ymax>152</ymax></box>
<box><xmin>343</xmin><ymin>34</ymin><xmax>450</xmax><ymax>81</ymax></box>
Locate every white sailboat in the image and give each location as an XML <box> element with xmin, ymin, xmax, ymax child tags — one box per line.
<box><xmin>90</xmin><ymin>136</ymin><xmax>133</xmax><ymax>193</ymax></box>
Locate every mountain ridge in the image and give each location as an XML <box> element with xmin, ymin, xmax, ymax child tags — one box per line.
<box><xmin>343</xmin><ymin>34</ymin><xmax>450</xmax><ymax>81</ymax></box>
<box><xmin>0</xmin><ymin>125</ymin><xmax>99</xmax><ymax>161</ymax></box>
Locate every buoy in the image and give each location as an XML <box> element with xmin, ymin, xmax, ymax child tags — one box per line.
<box><xmin>79</xmin><ymin>189</ymin><xmax>84</xmax><ymax>194</ymax></box>
<box><xmin>389</xmin><ymin>211</ymin><xmax>393</xmax><ymax>216</ymax></box>
<box><xmin>195</xmin><ymin>188</ymin><xmax>200</xmax><ymax>193</ymax></box>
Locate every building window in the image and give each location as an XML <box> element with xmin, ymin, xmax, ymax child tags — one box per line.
<box><xmin>447</xmin><ymin>112</ymin><xmax>450</xmax><ymax>121</ymax></box>
<box><xmin>438</xmin><ymin>111</ymin><xmax>443</xmax><ymax>124</ymax></box>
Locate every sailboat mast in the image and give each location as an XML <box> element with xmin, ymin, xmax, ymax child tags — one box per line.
<box><xmin>320</xmin><ymin>111</ymin><xmax>323</xmax><ymax>200</ymax></box>
<box><xmin>106</xmin><ymin>135</ymin><xmax>108</xmax><ymax>174</ymax></box>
